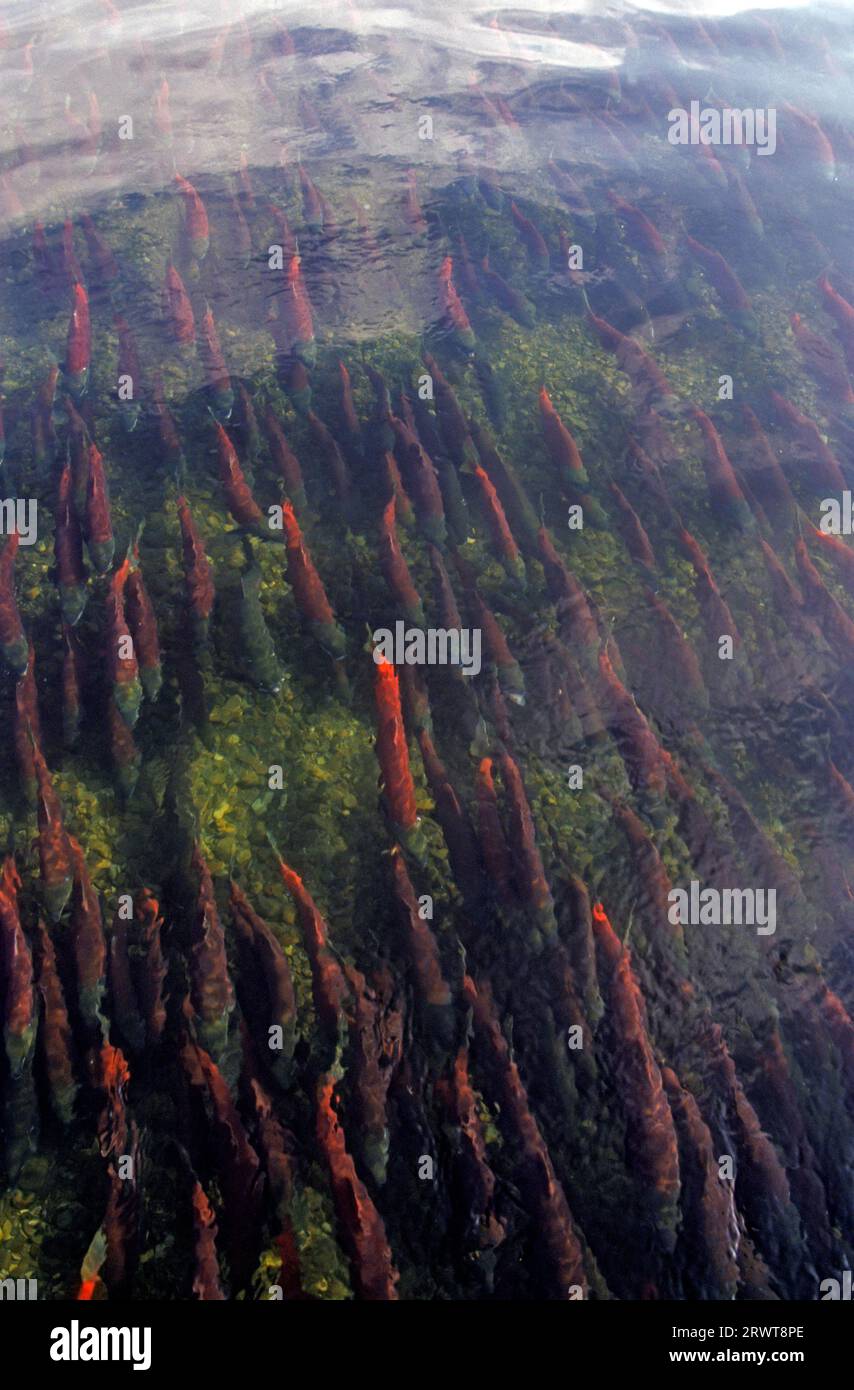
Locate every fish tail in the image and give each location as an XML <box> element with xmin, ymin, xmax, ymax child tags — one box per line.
<box><xmin>126</xmin><ymin>522</ymin><xmax>145</xmax><ymax>566</ymax></box>
<box><xmin>264</xmin><ymin>828</ymin><xmax>284</xmax><ymax>863</ymax></box>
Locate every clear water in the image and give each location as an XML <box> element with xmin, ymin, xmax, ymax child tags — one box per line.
<box><xmin>0</xmin><ymin>0</ymin><xmax>853</xmax><ymax>1304</ymax></box>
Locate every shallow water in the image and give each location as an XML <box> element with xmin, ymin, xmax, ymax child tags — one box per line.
<box><xmin>0</xmin><ymin>0</ymin><xmax>853</xmax><ymax>1304</ymax></box>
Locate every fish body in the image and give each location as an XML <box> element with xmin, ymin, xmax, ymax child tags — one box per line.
<box><xmin>403</xmin><ymin>167</ymin><xmax>427</xmax><ymax>235</ymax></box>
<box><xmin>421</xmin><ymin>353</ymin><xmax>476</xmax><ymax>467</ymax></box>
<box><xmin>547</xmin><ymin>160</ymin><xmax>596</xmax><ymax>233</ymax></box>
<box><xmin>216</xmin><ymin>421</ymin><xmax>267</xmax><ymax>534</ymax></box>
<box><xmin>471</xmin><ymin>589</ymin><xmax>525</xmax><ymax>705</ymax></box>
<box><xmin>134</xmin><ymin>889</ymin><xmax>167</xmax><ymax>1045</ymax></box>
<box><xmin>13</xmin><ymin>644</ymin><xmax>40</xmax><ymax>804</ymax></box>
<box><xmin>808</xmin><ymin>521</ymin><xmax>854</xmax><ymax>598</ymax></box>
<box><xmin>782</xmin><ymin>102</ymin><xmax>836</xmax><ymax>182</ymax></box>
<box><xmin>608</xmin><ymin>192</ymin><xmax>667</xmax><ymax>263</ymax></box>
<box><xmin>114</xmin><ymin>312</ymin><xmax>142</xmax><ymax>432</ymax></box>
<box><xmin>164</xmin><ymin>262</ymin><xmax>195</xmax><ymax>347</ymax></box>
<box><xmin>264</xmin><ymin>405</ymin><xmax>307</xmax><ymax>513</ymax></box>
<box><xmin>307</xmin><ymin>411</ymin><xmax>351</xmax><ymax>505</ymax></box>
<box><xmin>33</xmin><ymin>917</ymin><xmax>77</xmax><ymax>1122</ymax></box>
<box><xmin>726</xmin><ymin>168</ymin><xmax>764</xmax><ymax>240</ymax></box>
<box><xmin>535</xmin><ymin>527</ymin><xmax>598</xmax><ymax>658</ymax></box>
<box><xmin>373</xmin><ymin>655</ymin><xmax>423</xmax><ymax>852</ymax></box>
<box><xmin>175</xmin><ymin>172</ymin><xmax>210</xmax><ymax>262</ymax></box>
<box><xmin>0</xmin><ymin>857</ymin><xmax>35</xmax><ymax>1077</ymax></box>
<box><xmin>592</xmin><ymin>902</ymin><xmax>681</xmax><ymax>1218</ymax></box>
<box><xmin>55</xmin><ymin>460</ymin><xmax>87</xmax><ymax>626</ymax></box>
<box><xmin>238</xmin><ymin>545</ymin><xmax>283</xmax><ymax>693</ymax></box>
<box><xmin>610</xmin><ymin>482</ymin><xmax>658</xmax><ymax>572</ymax></box>
<box><xmin>683</xmin><ymin>234</ymin><xmax>754</xmax><ymax>322</ymax></box>
<box><xmin>585</xmin><ymin>302</ymin><xmax>681</xmax><ymax>414</ymax></box>
<box><xmin>678</xmin><ymin>528</ymin><xmax>743</xmax><ymax>654</ymax></box>
<box><xmin>278</xmin><ymin>254</ymin><xmax>316</xmax><ymax>368</ymax></box>
<box><xmin>500</xmin><ymin>747</ymin><xmax>557</xmax><ymax>936</ymax></box>
<box><xmin>85</xmin><ymin>444</ymin><xmax>115</xmax><ymax>573</ymax></box>
<box><xmin>69</xmin><ymin>837</ymin><xmax>107</xmax><ymax>1030</ymax></box>
<box><xmin>0</xmin><ymin>532</ymin><xmax>29</xmax><ymax>676</ymax></box>
<box><xmin>437</xmin><ymin>256</ymin><xmax>475</xmax><ymax>352</ymax></box>
<box><xmin>390</xmin><ymin>846</ymin><xmax>454</xmax><ymax>1046</ymax></box>
<box><xmin>539</xmin><ymin>387</ymin><xmax>589</xmax><ymax>489</ymax></box>
<box><xmin>299</xmin><ymin>163</ymin><xmax>324</xmax><ymax>231</ymax></box>
<box><xmin>417</xmin><ymin>729</ymin><xmax>483</xmax><ymax>905</ymax></box>
<box><xmin>126</xmin><ymin>550</ymin><xmax>162</xmax><ymax>700</ymax></box>
<box><xmin>510</xmin><ymin>200</ymin><xmax>549</xmax><ymax>266</ymax></box>
<box><xmin>476</xmin><ymin>756</ymin><xmax>514</xmax><ymax>903</ymax></box>
<box><xmin>436</xmin><ymin>458</ymin><xmax>470</xmax><ymax>545</ymax></box>
<box><xmin>61</xmin><ymin>625</ymin><xmax>83</xmax><ymax>749</ymax></box>
<box><xmin>643</xmin><ymin>590</ymin><xmax>706</xmax><ymax>707</ymax></box>
<box><xmin>471</xmin><ymin>464</ymin><xmax>526</xmax><ymax>583</ymax></box>
<box><xmin>382</xmin><ymin>450</ymin><xmax>414</xmax><ymax>531</ymax></box>
<box><xmin>795</xmin><ymin>537</ymin><xmax>854</xmax><ymax>657</ymax></box>
<box><xmin>66</xmin><ymin>395</ymin><xmax>91</xmax><ymax>510</ymax></box>
<box><xmin>190</xmin><ymin>1182</ymin><xmax>224</xmax><ymax>1301</ymax></box>
<box><xmin>230</xmin><ymin>879</ymin><xmax>296</xmax><ymax>1078</ymax></box>
<box><xmin>65</xmin><ymin>282</ymin><xmax>91</xmax><ymax>399</ymax></box>
<box><xmin>281</xmin><ymin>501</ymin><xmax>345</xmax><ymax>659</ymax></box>
<box><xmin>106</xmin><ymin>556</ymin><xmax>143</xmax><ymax>728</ymax></box>
<box><xmin>80</xmin><ymin>214</ymin><xmax>120</xmax><ymax>287</ymax></box>
<box><xmin>390</xmin><ymin>414</ymin><xmax>446</xmax><ymax>546</ymax></box>
<box><xmin>473</xmin><ymin>355</ymin><xmax>506</xmax><ymax>430</ymax></box>
<box><xmin>61</xmin><ymin>219</ymin><xmax>85</xmax><ymax>288</ymax></box>
<box><xmin>365</xmin><ymin>365</ymin><xmax>395</xmax><ymax>455</ymax></box>
<box><xmin>189</xmin><ymin>844</ymin><xmax>235</xmax><ymax>1059</ymax></box>
<box><xmin>790</xmin><ymin>313</ymin><xmax>854</xmax><ymax>407</ymax></box>
<box><xmin>153</xmin><ymin>76</ymin><xmax>173</xmax><ymax>143</ymax></box>
<box><xmin>428</xmin><ymin>544</ymin><xmax>463</xmax><ymax>631</ymax></box>
<box><xmin>268</xmin><ymin>201</ymin><xmax>297</xmax><ymax>258</ymax></box>
<box><xmin>817</xmin><ymin>276</ymin><xmax>854</xmax><ymax>372</ymax></box>
<box><xmin>378</xmin><ymin>499</ymin><xmax>425</xmax><ymax>626</ymax></box>
<box><xmin>337</xmin><ymin>360</ymin><xmax>361</xmax><ymax>444</ymax></box>
<box><xmin>769</xmin><ymin>391</ymin><xmax>847</xmax><ymax>494</ymax></box>
<box><xmin>480</xmin><ymin>254</ymin><xmax>535</xmax><ymax>327</ymax></box>
<box><xmin>470</xmin><ymin>420</ymin><xmax>539</xmax><ymax>552</ymax></box>
<box><xmin>740</xmin><ymin>406</ymin><xmax>795</xmax><ymax>518</ymax></box>
<box><xmin>273</xmin><ymin>855</ymin><xmax>351</xmax><ymax>1039</ymax></box>
<box><xmin>199</xmin><ymin>307</ymin><xmax>233</xmax><ymax>420</ymax></box>
<box><xmin>151</xmin><ymin>373</ymin><xmax>186</xmax><ymax>480</ymax></box>
<box><xmin>177</xmin><ymin>495</ymin><xmax>215</xmax><ymax>644</ymax></box>
<box><xmin>464</xmin><ymin>975</ymin><xmax>588</xmax><ymax>1298</ymax></box>
<box><xmin>315</xmin><ymin>1074</ymin><xmax>399</xmax><ymax>1300</ymax></box>
<box><xmin>691</xmin><ymin>406</ymin><xmax>753</xmax><ymax>528</ymax></box>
